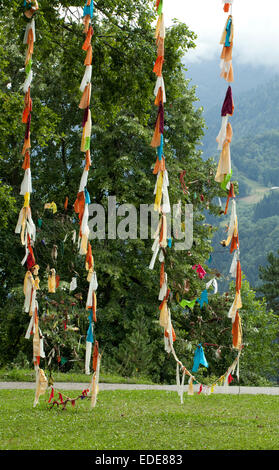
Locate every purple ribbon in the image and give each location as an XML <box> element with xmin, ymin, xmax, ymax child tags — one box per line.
<box><xmin>25</xmin><ymin>113</ymin><xmax>31</xmax><ymax>139</ymax></box>
<box><xmin>82</xmin><ymin>106</ymin><xmax>89</xmax><ymax>128</ymax></box>
<box><xmin>221</xmin><ymin>86</ymin><xmax>233</xmax><ymax>116</ymax></box>
<box><xmin>157</xmin><ymin>102</ymin><xmax>164</xmax><ymax>134</ymax></box>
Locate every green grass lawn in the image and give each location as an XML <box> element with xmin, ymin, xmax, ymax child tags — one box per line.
<box><xmin>0</xmin><ymin>390</ymin><xmax>278</xmax><ymax>450</ymax></box>
<box><xmin>0</xmin><ymin>368</ymin><xmax>155</xmax><ymax>385</ymax></box>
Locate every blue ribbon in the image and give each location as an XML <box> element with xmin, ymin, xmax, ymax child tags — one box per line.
<box><xmin>84</xmin><ymin>188</ymin><xmax>91</xmax><ymax>205</ymax></box>
<box><xmin>225</xmin><ymin>18</ymin><xmax>232</xmax><ymax>47</ymax></box>
<box><xmin>197</xmin><ymin>289</ymin><xmax>208</xmax><ymax>309</ymax></box>
<box><xmin>83</xmin><ymin>0</ymin><xmax>94</xmax><ymax>19</ymax></box>
<box><xmin>192</xmin><ymin>344</ymin><xmax>208</xmax><ymax>373</ymax></box>
<box><xmin>86</xmin><ymin>312</ymin><xmax>94</xmax><ymax>343</ymax></box>
<box><xmin>157</xmin><ymin>134</ymin><xmax>164</xmax><ymax>161</ymax></box>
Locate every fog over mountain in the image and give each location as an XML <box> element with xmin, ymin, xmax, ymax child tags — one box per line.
<box><xmin>185</xmin><ymin>57</ymin><xmax>277</xmax><ymax>115</ymax></box>
<box><xmin>183</xmin><ymin>58</ymin><xmax>279</xmax><ymax>288</ymax></box>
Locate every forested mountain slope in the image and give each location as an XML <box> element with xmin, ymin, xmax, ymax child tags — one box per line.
<box><xmin>188</xmin><ymin>61</ymin><xmax>279</xmax><ymax>288</ymax></box>
<box><xmin>202</xmin><ymin>78</ymin><xmax>279</xmax><ymax>162</ymax></box>
<box><xmin>185</xmin><ymin>58</ymin><xmax>276</xmax><ymax>113</ymax></box>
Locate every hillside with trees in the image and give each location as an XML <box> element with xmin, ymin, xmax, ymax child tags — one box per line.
<box><xmin>0</xmin><ymin>1</ymin><xmax>278</xmax><ymax>385</ymax></box>
<box><xmin>195</xmin><ymin>73</ymin><xmax>279</xmax><ymax>289</ymax></box>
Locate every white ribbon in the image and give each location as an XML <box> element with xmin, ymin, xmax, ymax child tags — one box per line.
<box><xmin>216</xmin><ymin>115</ymin><xmax>228</xmax><ymax>150</ymax></box>
<box><xmin>21</xmin><ymin>70</ymin><xmax>33</xmax><ymax>93</ymax></box>
<box><xmin>161</xmin><ymin>170</ymin><xmax>171</xmax><ymax>213</ymax></box>
<box><xmin>154</xmin><ymin>76</ymin><xmax>166</xmax><ymax>103</ymax></box>
<box><xmin>69</xmin><ymin>277</ymin><xmax>77</xmax><ymax>292</ymax></box>
<box><xmin>80</xmin><ymin>65</ymin><xmax>92</xmax><ymax>92</ymax></box>
<box><xmin>85</xmin><ymin>341</ymin><xmax>92</xmax><ymax>375</ymax></box>
<box><xmin>23</xmin><ymin>18</ymin><xmax>36</xmax><ymax>44</ymax></box>
<box><xmin>226</xmin><ymin>199</ymin><xmax>237</xmax><ymax>241</ymax></box>
<box><xmin>20</xmin><ymin>168</ymin><xmax>32</xmax><ymax>195</ymax></box>
<box><xmin>206</xmin><ymin>278</ymin><xmax>218</xmax><ymax>294</ymax></box>
<box><xmin>149</xmin><ymin>237</ymin><xmax>160</xmax><ymax>270</ymax></box>
<box><xmin>86</xmin><ymin>273</ymin><xmax>98</xmax><ymax>309</ymax></box>
<box><xmin>79</xmin><ymin>169</ymin><xmax>89</xmax><ymax>192</ymax></box>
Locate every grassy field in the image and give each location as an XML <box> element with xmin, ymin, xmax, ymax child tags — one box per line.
<box><xmin>0</xmin><ymin>368</ymin><xmax>155</xmax><ymax>385</ymax></box>
<box><xmin>0</xmin><ymin>389</ymin><xmax>278</xmax><ymax>450</ymax></box>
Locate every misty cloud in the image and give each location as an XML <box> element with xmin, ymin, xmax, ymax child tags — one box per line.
<box><xmin>164</xmin><ymin>0</ymin><xmax>279</xmax><ymax>70</ymax></box>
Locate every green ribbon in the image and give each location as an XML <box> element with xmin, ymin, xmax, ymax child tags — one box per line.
<box><xmin>25</xmin><ymin>59</ymin><xmax>32</xmax><ymax>76</ymax></box>
<box><xmin>180</xmin><ymin>299</ymin><xmax>196</xmax><ymax>311</ymax></box>
<box><xmin>59</xmin><ymin>241</ymin><xmax>64</xmax><ymax>257</ymax></box>
<box><xmin>84</xmin><ymin>137</ymin><xmax>90</xmax><ymax>151</ymax></box>
<box><xmin>157</xmin><ymin>1</ymin><xmax>163</xmax><ymax>16</ymax></box>
<box><xmin>221</xmin><ymin>171</ymin><xmax>232</xmax><ymax>191</ymax></box>
<box><xmin>60</xmin><ymin>357</ymin><xmax>68</xmax><ymax>365</ymax></box>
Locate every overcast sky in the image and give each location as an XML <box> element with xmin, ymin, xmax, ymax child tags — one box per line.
<box><xmin>163</xmin><ymin>0</ymin><xmax>279</xmax><ymax>68</ymax></box>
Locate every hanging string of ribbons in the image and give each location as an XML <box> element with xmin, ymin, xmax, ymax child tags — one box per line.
<box><xmin>216</xmin><ymin>0</ymin><xmax>243</xmax><ymax>352</ymax></box>
<box><xmin>149</xmin><ymin>0</ymin><xmax>243</xmax><ymax>403</ymax></box>
<box><xmin>73</xmin><ymin>0</ymin><xmax>101</xmax><ymax>408</ymax></box>
<box><xmin>15</xmin><ymin>0</ymin><xmax>99</xmax><ymax>410</ymax></box>
<box><xmin>15</xmin><ymin>1</ymin><xmax>48</xmax><ymax>407</ymax></box>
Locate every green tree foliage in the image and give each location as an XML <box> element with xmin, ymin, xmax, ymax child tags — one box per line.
<box><xmin>258</xmin><ymin>250</ymin><xmax>279</xmax><ymax>314</ymax></box>
<box><xmin>0</xmin><ymin>1</ymin><xmax>277</xmax><ymax>384</ymax></box>
<box><xmin>210</xmin><ymin>216</ymin><xmax>279</xmax><ymax>291</ymax></box>
<box><xmin>254</xmin><ymin>191</ymin><xmax>279</xmax><ymax>221</ymax></box>
<box><xmin>203</xmin><ymin>77</ymin><xmax>279</xmax><ymax>159</ymax></box>
<box><xmin>202</xmin><ymin>76</ymin><xmax>279</xmax><ymax>289</ymax></box>
<box><xmin>0</xmin><ymin>283</ymin><xmax>88</xmax><ymax>373</ymax></box>
<box><xmin>239</xmin><ymin>279</ymin><xmax>279</xmax><ymax>384</ymax></box>
<box><xmin>171</xmin><ymin>278</ymin><xmax>279</xmax><ymax>386</ymax></box>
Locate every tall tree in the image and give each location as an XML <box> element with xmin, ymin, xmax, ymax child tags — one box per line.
<box><xmin>1</xmin><ymin>1</ymin><xmax>257</xmax><ymax>383</ymax></box>
<box><xmin>258</xmin><ymin>250</ymin><xmax>279</xmax><ymax>313</ymax></box>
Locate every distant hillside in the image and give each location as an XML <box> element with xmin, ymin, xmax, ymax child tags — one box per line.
<box><xmin>186</xmin><ymin>62</ymin><xmax>279</xmax><ymax>288</ymax></box>
<box><xmin>209</xmin><ymin>196</ymin><xmax>279</xmax><ymax>289</ymax></box>
<box><xmin>185</xmin><ymin>57</ymin><xmax>277</xmax><ymax>114</ymax></box>
<box><xmin>232</xmin><ymin>131</ymin><xmax>279</xmax><ymax>188</ymax></box>
<box><xmin>202</xmin><ymin>78</ymin><xmax>279</xmax><ymax>161</ymax></box>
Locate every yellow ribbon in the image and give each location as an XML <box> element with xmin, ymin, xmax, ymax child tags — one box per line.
<box><xmin>154</xmin><ymin>171</ymin><xmax>164</xmax><ymax>212</ymax></box>
<box><xmin>24</xmin><ymin>192</ymin><xmax>30</xmax><ymax>208</ymax></box>
<box><xmin>44</xmin><ymin>201</ymin><xmax>57</xmax><ymax>214</ymax></box>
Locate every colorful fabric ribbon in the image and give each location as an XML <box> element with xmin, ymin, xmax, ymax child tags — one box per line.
<box><xmin>197</xmin><ymin>289</ymin><xmax>208</xmax><ymax>309</ymax></box>
<box><xmin>192</xmin><ymin>264</ymin><xmax>207</xmax><ymax>280</ymax></box>
<box><xmin>192</xmin><ymin>344</ymin><xmax>209</xmax><ymax>373</ymax></box>
<box><xmin>74</xmin><ymin>2</ymin><xmax>100</xmax><ymax>384</ymax></box>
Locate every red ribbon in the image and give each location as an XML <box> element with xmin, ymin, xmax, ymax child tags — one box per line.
<box><xmin>48</xmin><ymin>387</ymin><xmax>54</xmax><ymax>403</ymax></box>
<box><xmin>179</xmin><ymin>171</ymin><xmax>189</xmax><ymax>195</ymax></box>
<box><xmin>58</xmin><ymin>392</ymin><xmax>64</xmax><ymax>403</ymax></box>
